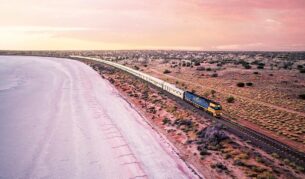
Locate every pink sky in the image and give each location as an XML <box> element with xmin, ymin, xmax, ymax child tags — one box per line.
<box><xmin>0</xmin><ymin>0</ymin><xmax>305</xmax><ymax>51</ymax></box>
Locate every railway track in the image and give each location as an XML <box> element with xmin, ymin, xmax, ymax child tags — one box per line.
<box><xmin>73</xmin><ymin>56</ymin><xmax>305</xmax><ymax>168</ymax></box>
<box><xmin>135</xmin><ymin>73</ymin><xmax>305</xmax><ymax>167</ymax></box>
<box><xmin>218</xmin><ymin>117</ymin><xmax>305</xmax><ymax>167</ymax></box>
<box><xmin>130</xmin><ymin>71</ymin><xmax>305</xmax><ymax>167</ymax></box>
<box><xmin>168</xmin><ymin>87</ymin><xmax>305</xmax><ymax>167</ymax></box>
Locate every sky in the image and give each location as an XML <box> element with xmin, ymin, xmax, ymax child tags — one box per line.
<box><xmin>0</xmin><ymin>0</ymin><xmax>305</xmax><ymax>51</ymax></box>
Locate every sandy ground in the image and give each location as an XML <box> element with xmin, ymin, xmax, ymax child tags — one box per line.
<box><xmin>87</xmin><ymin>61</ymin><xmax>304</xmax><ymax>179</ymax></box>
<box><xmin>137</xmin><ymin>62</ymin><xmax>305</xmax><ymax>151</ymax></box>
<box><xmin>0</xmin><ymin>56</ymin><xmax>200</xmax><ymax>179</ymax></box>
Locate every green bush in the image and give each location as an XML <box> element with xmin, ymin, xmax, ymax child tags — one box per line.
<box><xmin>211</xmin><ymin>90</ymin><xmax>216</xmax><ymax>97</ymax></box>
<box><xmin>257</xmin><ymin>63</ymin><xmax>265</xmax><ymax>69</ymax></box>
<box><xmin>134</xmin><ymin>65</ymin><xmax>140</xmax><ymax>70</ymax></box>
<box><xmin>297</xmin><ymin>65</ymin><xmax>303</xmax><ymax>69</ymax></box>
<box><xmin>233</xmin><ymin>159</ymin><xmax>245</xmax><ymax>166</ymax></box>
<box><xmin>299</xmin><ymin>94</ymin><xmax>305</xmax><ymax>100</ymax></box>
<box><xmin>196</xmin><ymin>66</ymin><xmax>205</xmax><ymax>71</ymax></box>
<box><xmin>163</xmin><ymin>69</ymin><xmax>171</xmax><ymax>74</ymax></box>
<box><xmin>194</xmin><ymin>61</ymin><xmax>201</xmax><ymax>66</ymax></box>
<box><xmin>237</xmin><ymin>82</ymin><xmax>245</xmax><ymax>87</ymax></box>
<box><xmin>257</xmin><ymin>65</ymin><xmax>264</xmax><ymax>69</ymax></box>
<box><xmin>244</xmin><ymin>65</ymin><xmax>251</xmax><ymax>69</ymax></box>
<box><xmin>246</xmin><ymin>82</ymin><xmax>253</xmax><ymax>86</ymax></box>
<box><xmin>242</xmin><ymin>63</ymin><xmax>252</xmax><ymax>69</ymax></box>
<box><xmin>162</xmin><ymin>118</ymin><xmax>171</xmax><ymax>125</ymax></box>
<box><xmin>227</xmin><ymin>96</ymin><xmax>235</xmax><ymax>103</ymax></box>
<box><xmin>200</xmin><ymin>149</ymin><xmax>210</xmax><ymax>156</ymax></box>
<box><xmin>211</xmin><ymin>73</ymin><xmax>218</xmax><ymax>77</ymax></box>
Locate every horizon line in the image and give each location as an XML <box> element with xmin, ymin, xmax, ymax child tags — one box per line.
<box><xmin>1</xmin><ymin>49</ymin><xmax>305</xmax><ymax>53</ymax></box>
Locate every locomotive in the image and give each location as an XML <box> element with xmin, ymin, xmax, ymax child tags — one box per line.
<box><xmin>71</xmin><ymin>55</ymin><xmax>222</xmax><ymax>117</ymax></box>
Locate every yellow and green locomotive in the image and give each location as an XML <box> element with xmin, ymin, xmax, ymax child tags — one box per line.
<box><xmin>183</xmin><ymin>91</ymin><xmax>222</xmax><ymax>117</ymax></box>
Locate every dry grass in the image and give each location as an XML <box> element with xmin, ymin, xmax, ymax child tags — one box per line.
<box><xmin>126</xmin><ymin>59</ymin><xmax>305</xmax><ymax>150</ymax></box>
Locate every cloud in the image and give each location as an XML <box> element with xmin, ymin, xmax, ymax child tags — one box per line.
<box><xmin>0</xmin><ymin>0</ymin><xmax>304</xmax><ymax>50</ymax></box>
<box><xmin>0</xmin><ymin>26</ymin><xmax>95</xmax><ymax>32</ymax></box>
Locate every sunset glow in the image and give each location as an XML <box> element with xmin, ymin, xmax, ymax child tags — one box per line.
<box><xmin>1</xmin><ymin>0</ymin><xmax>305</xmax><ymax>51</ymax></box>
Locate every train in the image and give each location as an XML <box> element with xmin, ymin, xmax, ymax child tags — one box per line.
<box><xmin>71</xmin><ymin>55</ymin><xmax>222</xmax><ymax>117</ymax></box>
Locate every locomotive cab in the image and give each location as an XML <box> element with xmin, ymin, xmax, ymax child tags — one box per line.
<box><xmin>208</xmin><ymin>103</ymin><xmax>222</xmax><ymax>117</ymax></box>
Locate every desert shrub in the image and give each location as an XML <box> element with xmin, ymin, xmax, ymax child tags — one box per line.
<box><xmin>174</xmin><ymin>119</ymin><xmax>193</xmax><ymax>128</ymax></box>
<box><xmin>283</xmin><ymin>62</ymin><xmax>294</xmax><ymax>70</ymax></box>
<box><xmin>251</xmin><ymin>166</ymin><xmax>265</xmax><ymax>173</ymax></box>
<box><xmin>162</xmin><ymin>118</ymin><xmax>171</xmax><ymax>125</ymax></box>
<box><xmin>271</xmin><ymin>153</ymin><xmax>279</xmax><ymax>158</ymax></box>
<box><xmin>299</xmin><ymin>69</ymin><xmax>305</xmax><ymax>73</ymax></box>
<box><xmin>196</xmin><ymin>66</ymin><xmax>205</xmax><ymax>71</ymax></box>
<box><xmin>203</xmin><ymin>92</ymin><xmax>210</xmax><ymax>97</ymax></box>
<box><xmin>240</xmin><ymin>61</ymin><xmax>251</xmax><ymax>69</ymax></box>
<box><xmin>211</xmin><ymin>162</ymin><xmax>228</xmax><ymax>172</ymax></box>
<box><xmin>227</xmin><ymin>96</ymin><xmax>235</xmax><ymax>103</ymax></box>
<box><xmin>163</xmin><ymin>69</ymin><xmax>171</xmax><ymax>74</ymax></box>
<box><xmin>244</xmin><ymin>64</ymin><xmax>252</xmax><ymax>69</ymax></box>
<box><xmin>296</xmin><ymin>165</ymin><xmax>305</xmax><ymax>172</ymax></box>
<box><xmin>194</xmin><ymin>61</ymin><xmax>201</xmax><ymax>66</ymax></box>
<box><xmin>258</xmin><ymin>62</ymin><xmax>265</xmax><ymax>66</ymax></box>
<box><xmin>224</xmin><ymin>153</ymin><xmax>232</xmax><ymax>159</ymax></box>
<box><xmin>253</xmin><ymin>71</ymin><xmax>259</xmax><ymax>75</ymax></box>
<box><xmin>233</xmin><ymin>159</ymin><xmax>245</xmax><ymax>166</ymax></box>
<box><xmin>199</xmin><ymin>149</ymin><xmax>210</xmax><ymax>156</ymax></box>
<box><xmin>251</xmin><ymin>60</ymin><xmax>260</xmax><ymax>65</ymax></box>
<box><xmin>257</xmin><ymin>65</ymin><xmax>264</xmax><ymax>69</ymax></box>
<box><xmin>109</xmin><ymin>78</ymin><xmax>115</xmax><ymax>84</ymax></box>
<box><xmin>238</xmin><ymin>153</ymin><xmax>250</xmax><ymax>160</ymax></box>
<box><xmin>283</xmin><ymin>158</ymin><xmax>290</xmax><ymax>165</ymax></box>
<box><xmin>257</xmin><ymin>63</ymin><xmax>265</xmax><ymax>69</ymax></box>
<box><xmin>297</xmin><ymin>65</ymin><xmax>303</xmax><ymax>69</ymax></box>
<box><xmin>134</xmin><ymin>65</ymin><xmax>140</xmax><ymax>70</ymax></box>
<box><xmin>246</xmin><ymin>82</ymin><xmax>253</xmax><ymax>86</ymax></box>
<box><xmin>237</xmin><ymin>82</ymin><xmax>245</xmax><ymax>87</ymax></box>
<box><xmin>299</xmin><ymin>94</ymin><xmax>305</xmax><ymax>100</ymax></box>
<box><xmin>211</xmin><ymin>73</ymin><xmax>218</xmax><ymax>77</ymax></box>
<box><xmin>206</xmin><ymin>67</ymin><xmax>212</xmax><ymax>71</ymax></box>
<box><xmin>255</xmin><ymin>157</ymin><xmax>263</xmax><ymax>163</ymax></box>
<box><xmin>211</xmin><ymin>90</ymin><xmax>216</xmax><ymax>97</ymax></box>
<box><xmin>257</xmin><ymin>171</ymin><xmax>276</xmax><ymax>179</ymax></box>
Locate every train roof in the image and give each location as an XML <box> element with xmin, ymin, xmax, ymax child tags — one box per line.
<box><xmin>185</xmin><ymin>91</ymin><xmax>220</xmax><ymax>105</ymax></box>
<box><xmin>163</xmin><ymin>82</ymin><xmax>184</xmax><ymax>92</ymax></box>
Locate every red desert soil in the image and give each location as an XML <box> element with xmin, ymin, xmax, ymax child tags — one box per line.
<box><xmin>81</xmin><ymin>60</ymin><xmax>305</xmax><ymax>179</ymax></box>
<box><xmin>120</xmin><ymin>60</ymin><xmax>305</xmax><ymax>153</ymax></box>
<box><xmin>146</xmin><ymin>68</ymin><xmax>305</xmax><ymax>152</ymax></box>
